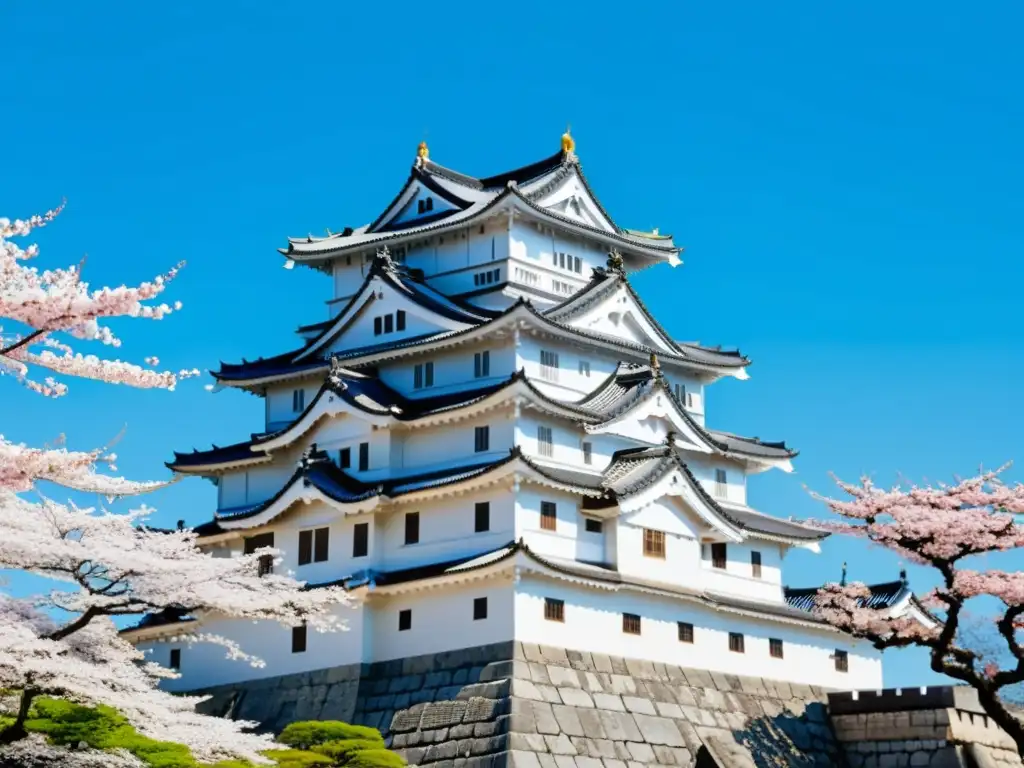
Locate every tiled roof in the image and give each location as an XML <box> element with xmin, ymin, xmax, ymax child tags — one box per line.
<box><xmin>784</xmin><ymin>579</ymin><xmax>910</xmax><ymax>613</ymax></box>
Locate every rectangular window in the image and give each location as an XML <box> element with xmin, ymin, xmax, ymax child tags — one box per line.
<box><xmin>425</xmin><ymin>361</ymin><xmax>434</xmax><ymax>387</ymax></box>
<box><xmin>711</xmin><ymin>542</ymin><xmax>727</xmax><ymax>569</ymax></box>
<box><xmin>770</xmin><ymin>638</ymin><xmax>784</xmax><ymax>659</ymax></box>
<box><xmin>474</xmin><ymin>273</ymin><xmax>481</xmax><ymax>286</ymax></box>
<box><xmin>678</xmin><ymin>622</ymin><xmax>694</xmax><ymax>644</ymax></box>
<box><xmin>339</xmin><ymin>447</ymin><xmax>351</xmax><ymax>469</ymax></box>
<box><xmin>396</xmin><ymin>310</ymin><xmax>406</xmax><ymax>331</ymax></box>
<box><xmin>374</xmin><ymin>317</ymin><xmax>383</xmax><ymax>336</ymax></box>
<box><xmin>714</xmin><ymin>468</ymin><xmax>728</xmax><ymax>498</ymax></box>
<box><xmin>751</xmin><ymin>551</ymin><xmax>762</xmax><ymax>579</ymax></box>
<box><xmin>582</xmin><ymin>441</ymin><xmax>592</xmax><ymax>465</ymax></box>
<box><xmin>540</xmin><ymin>501</ymin><xmax>557</xmax><ymax>531</ymax></box>
<box><xmin>835</xmin><ymin>650</ymin><xmax>849</xmax><ymax>672</ymax></box>
<box><xmin>414</xmin><ymin>364</ymin><xmax>423</xmax><ymax>389</ymax></box>
<box><xmin>622</xmin><ymin>613</ymin><xmax>642</xmax><ymax>635</ymax></box>
<box><xmin>474</xmin><ymin>425</ymin><xmax>490</xmax><ymax>453</ymax></box>
<box><xmin>353</xmin><ymin>522</ymin><xmax>369</xmax><ymax>558</ymax></box>
<box><xmin>314</xmin><ymin>527</ymin><xmax>329</xmax><ymax>562</ymax></box>
<box><xmin>292</xmin><ymin>388</ymin><xmax>305</xmax><ymax>413</ymax></box>
<box><xmin>244</xmin><ymin>532</ymin><xmax>274</xmax><ymax>577</ymax></box>
<box><xmin>398</xmin><ymin>609</ymin><xmax>412</xmax><ymax>632</ymax></box>
<box><xmin>384</xmin><ymin>314</ymin><xmax>394</xmax><ymax>334</ymax></box>
<box><xmin>559</xmin><ymin>252</ymin><xmax>566</xmax><ymax>269</ymax></box>
<box><xmin>404</xmin><ymin>512</ymin><xmax>420</xmax><ymax>545</ymax></box>
<box><xmin>473</xmin><ymin>597</ymin><xmax>488</xmax><ymax>621</ymax></box>
<box><xmin>729</xmin><ymin>632</ymin><xmax>745</xmax><ymax>654</ymax></box>
<box><xmin>578</xmin><ymin>360</ymin><xmax>590</xmax><ymax>377</ymax></box>
<box><xmin>537</xmin><ymin>426</ymin><xmax>553</xmax><ymax>457</ymax></box>
<box><xmin>544</xmin><ymin>597</ymin><xmax>564</xmax><ymax>622</ymax></box>
<box><xmin>584</xmin><ymin>518</ymin><xmax>603</xmax><ymax>534</ymax></box>
<box><xmin>491</xmin><ymin>269</ymin><xmax>500</xmax><ymax>282</ymax></box>
<box><xmin>475</xmin><ymin>502</ymin><xmax>490</xmax><ymax>533</ymax></box>
<box><xmin>540</xmin><ymin>350</ymin><xmax>559</xmax><ymax>381</ymax></box>
<box><xmin>169</xmin><ymin>648</ymin><xmax>181</xmax><ymax>669</ymax></box>
<box><xmin>574</xmin><ymin>256</ymin><xmax>581</xmax><ymax>273</ymax></box>
<box><xmin>298</xmin><ymin>529</ymin><xmax>313</xmax><ymax>566</ymax></box>
<box><xmin>292</xmin><ymin>625</ymin><xmax>307</xmax><ymax>654</ymax></box>
<box><xmin>643</xmin><ymin>529</ymin><xmax>666</xmax><ymax>559</ymax></box>
<box><xmin>358</xmin><ymin>442</ymin><xmax>369</xmax><ymax>471</ymax></box>
<box><xmin>675</xmin><ymin>383</ymin><xmax>686</xmax><ymax>404</ymax></box>
<box><xmin>474</xmin><ymin>351</ymin><xmax>490</xmax><ymax>378</ymax></box>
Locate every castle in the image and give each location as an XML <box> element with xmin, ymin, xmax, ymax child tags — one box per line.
<box><xmin>122</xmin><ymin>134</ymin><xmax>968</xmax><ymax>766</ymax></box>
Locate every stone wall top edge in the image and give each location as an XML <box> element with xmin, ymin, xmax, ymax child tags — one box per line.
<box><xmin>828</xmin><ymin>685</ymin><xmax>984</xmax><ymax>715</ymax></box>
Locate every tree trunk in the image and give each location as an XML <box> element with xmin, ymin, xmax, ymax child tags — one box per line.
<box><xmin>0</xmin><ymin>688</ymin><xmax>36</xmax><ymax>745</ymax></box>
<box><xmin>974</xmin><ymin>685</ymin><xmax>1024</xmax><ymax>759</ymax></box>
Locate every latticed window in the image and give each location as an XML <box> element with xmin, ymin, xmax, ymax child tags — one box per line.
<box><xmin>714</xmin><ymin>468</ymin><xmax>728</xmax><ymax>498</ymax></box>
<box><xmin>643</xmin><ymin>529</ymin><xmax>666</xmax><ymax>558</ymax></box>
<box><xmin>544</xmin><ymin>597</ymin><xmax>564</xmax><ymax>622</ymax></box>
<box><xmin>474</xmin><ymin>426</ymin><xmax>490</xmax><ymax>453</ymax></box>
<box><xmin>834</xmin><ymin>650</ymin><xmax>849</xmax><ymax>672</ymax></box>
<box><xmin>582</xmin><ymin>441</ymin><xmax>593</xmax><ymax>465</ymax></box>
<box><xmin>729</xmin><ymin>632</ymin><xmax>745</xmax><ymax>654</ymax></box>
<box><xmin>537</xmin><ymin>426</ymin><xmax>553</xmax><ymax>457</ymax></box>
<box><xmin>540</xmin><ymin>501</ymin><xmax>557</xmax><ymax>531</ymax></box>
<box><xmin>292</xmin><ymin>388</ymin><xmax>305</xmax><ymax>413</ymax></box>
<box><xmin>474</xmin><ymin>351</ymin><xmax>490</xmax><ymax>378</ymax></box>
<box><xmin>622</xmin><ymin>613</ymin><xmax>641</xmax><ymax>635</ymax></box>
<box><xmin>711</xmin><ymin>542</ymin><xmax>727</xmax><ymax>569</ymax></box>
<box><xmin>678</xmin><ymin>622</ymin><xmax>694</xmax><ymax>644</ymax></box>
<box><xmin>770</xmin><ymin>638</ymin><xmax>784</xmax><ymax>659</ymax></box>
<box><xmin>540</xmin><ymin>350</ymin><xmax>559</xmax><ymax>381</ymax></box>
<box><xmin>751</xmin><ymin>551</ymin><xmax>762</xmax><ymax>578</ymax></box>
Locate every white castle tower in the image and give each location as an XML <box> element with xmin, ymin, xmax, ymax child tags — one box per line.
<box><xmin>127</xmin><ymin>133</ymin><xmax>932</xmax><ymax>698</ymax></box>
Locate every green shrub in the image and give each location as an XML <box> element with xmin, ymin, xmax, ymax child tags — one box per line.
<box><xmin>308</xmin><ymin>739</ymin><xmax>384</xmax><ymax>762</ymax></box>
<box><xmin>343</xmin><ymin>748</ymin><xmax>406</xmax><ymax>768</ymax></box>
<box><xmin>278</xmin><ymin>722</ymin><xmax>385</xmax><ymax>750</ymax></box>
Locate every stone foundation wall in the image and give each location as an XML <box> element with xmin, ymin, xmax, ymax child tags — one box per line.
<box><xmin>194</xmin><ymin>641</ymin><xmax>845</xmax><ymax>767</ymax></box>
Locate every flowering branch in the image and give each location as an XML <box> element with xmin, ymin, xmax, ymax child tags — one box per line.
<box><xmin>809</xmin><ymin>467</ymin><xmax>1024</xmax><ymax>756</ymax></box>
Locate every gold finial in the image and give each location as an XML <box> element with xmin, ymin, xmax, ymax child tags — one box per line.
<box><xmin>417</xmin><ymin>141</ymin><xmax>429</xmax><ymax>165</ymax></box>
<box><xmin>561</xmin><ymin>125</ymin><xmax>575</xmax><ymax>154</ymax></box>
<box><xmin>649</xmin><ymin>352</ymin><xmax>661</xmax><ymax>374</ymax></box>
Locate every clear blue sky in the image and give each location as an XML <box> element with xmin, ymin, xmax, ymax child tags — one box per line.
<box><xmin>4</xmin><ymin>3</ymin><xmax>1023</xmax><ymax>689</ymax></box>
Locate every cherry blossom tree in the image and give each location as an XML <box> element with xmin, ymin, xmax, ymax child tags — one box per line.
<box><xmin>0</xmin><ymin>207</ymin><xmax>351</xmax><ymax>765</ymax></box>
<box><xmin>811</xmin><ymin>467</ymin><xmax>1024</xmax><ymax>757</ymax></box>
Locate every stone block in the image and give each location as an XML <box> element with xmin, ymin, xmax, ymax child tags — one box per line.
<box><xmin>545</xmin><ymin>734</ymin><xmax>579</xmax><ymax>755</ymax></box>
<box><xmin>509</xmin><ymin>733</ymin><xmax>550</xmax><ymax>752</ymax></box>
<box><xmin>600</xmin><ymin>760</ymin><xmax>627</xmax><ymax>768</ymax></box>
<box><xmin>575</xmin><ymin>757</ymin><xmax>604</xmax><ymax>768</ymax></box>
<box><xmin>593</xmin><ymin>693</ymin><xmax>626</xmax><ymax>712</ymax></box>
<box><xmin>598</xmin><ymin>711</ymin><xmax>643</xmax><ymax>743</ymax></box>
<box><xmin>622</xmin><ymin>696</ymin><xmax>657</xmax><ymax>716</ymax></box>
<box><xmin>624</xmin><ymin>658</ymin><xmax>656</xmax><ymax>680</ymax></box>
<box><xmin>561</xmin><ymin>688</ymin><xmax>596</xmax><ymax>708</ymax></box>
<box><xmin>592</xmin><ymin>654</ymin><xmax>614</xmax><ymax>674</ymax></box>
<box><xmin>632</xmin><ymin>714</ymin><xmax>685</xmax><ymax>747</ymax></box>
<box><xmin>540</xmin><ymin>646</ymin><xmax>571</xmax><ymax>666</ymax></box>
<box><xmin>421</xmin><ymin>700</ymin><xmax>469</xmax><ymax>729</ymax></box>
<box><xmin>580</xmin><ymin>737</ymin><xmax>617</xmax><ymax>758</ymax></box>
<box><xmin>671</xmin><ymin>686</ymin><xmax>696</xmax><ymax>708</ymax></box>
<box><xmin>509</xmin><ymin>751</ymin><xmax>543</xmax><ymax>768</ymax></box>
<box><xmin>641</xmin><ymin>681</ymin><xmax>675</xmax><ymax>704</ymax></box>
<box><xmin>538</xmin><ymin>755</ymin><xmax>559</xmax><ymax>768</ymax></box>
<box><xmin>554</xmin><ymin>757</ymin><xmax>578</xmax><ymax>768</ymax></box>
<box><xmin>578</xmin><ymin>709</ymin><xmax>609</xmax><ymax>740</ymax></box>
<box><xmin>549</xmin><ymin>665</ymin><xmax>582</xmax><ymax>688</ymax></box>
<box><xmin>553</xmin><ymin>705</ymin><xmax>585</xmax><ymax>737</ymax></box>
<box><xmin>680</xmin><ymin>668</ymin><xmax>713</xmax><ymax>689</ymax></box>
<box><xmin>464</xmin><ymin>698</ymin><xmax>500</xmax><ymax>723</ymax></box>
<box><xmin>582</xmin><ymin>673</ymin><xmax>606</xmax><ymax>694</ymax></box>
<box><xmin>607</xmin><ymin>675</ymin><xmax>638</xmax><ymax>696</ymax></box>
<box><xmin>534</xmin><ymin>702</ymin><xmax>562</xmax><ymax>735</ymax></box>
<box><xmin>654</xmin><ymin>702</ymin><xmax>683</xmax><ymax>719</ymax></box>
<box><xmin>515</xmin><ymin>679</ymin><xmax>546</xmax><ymax>702</ymax></box>
<box><xmin>531</xmin><ymin>663</ymin><xmax>552</xmax><ymax>684</ymax></box>
<box><xmin>626</xmin><ymin>742</ymin><xmax>656</xmax><ymax>762</ymax></box>
<box><xmin>538</xmin><ymin>684</ymin><xmax>563</xmax><ymax>704</ymax></box>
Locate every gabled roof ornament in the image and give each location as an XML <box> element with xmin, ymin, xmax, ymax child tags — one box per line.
<box><xmin>374</xmin><ymin>245</ymin><xmax>397</xmax><ymax>272</ymax></box>
<box><xmin>649</xmin><ymin>352</ymin><xmax>662</xmax><ymax>377</ymax></box>
<box><xmin>298</xmin><ymin>443</ymin><xmax>328</xmax><ymax>471</ymax></box>
<box><xmin>328</xmin><ymin>357</ymin><xmax>350</xmax><ymax>390</ymax></box>
<box><xmin>606</xmin><ymin>250</ymin><xmax>625</xmax><ymax>275</ymax></box>
<box><xmin>561</xmin><ymin>125</ymin><xmax>576</xmax><ymax>158</ymax></box>
<box><xmin>415</xmin><ymin>140</ymin><xmax>429</xmax><ymax>168</ymax></box>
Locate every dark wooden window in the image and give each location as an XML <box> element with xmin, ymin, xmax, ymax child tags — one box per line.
<box><xmin>582</xmin><ymin>441</ymin><xmax>593</xmax><ymax>465</ymax></box>
<box><xmin>384</xmin><ymin>314</ymin><xmax>394</xmax><ymax>334</ymax></box>
<box><xmin>352</xmin><ymin>522</ymin><xmax>368</xmax><ymax>558</ymax></box>
<box><xmin>584</xmin><ymin>518</ymin><xmax>603</xmax><ymax>534</ymax></box>
<box><xmin>292</xmin><ymin>388</ymin><xmax>305</xmax><ymax>412</ymax></box>
<box><xmin>404</xmin><ymin>512</ymin><xmax>420</xmax><ymax>545</ymax></box>
<box><xmin>298</xmin><ymin>529</ymin><xmax>313</xmax><ymax>566</ymax></box>
<box><xmin>358</xmin><ymin>442</ymin><xmax>369</xmax><ymax>471</ymax></box>
<box><xmin>729</xmin><ymin>632</ymin><xmax>745</xmax><ymax>654</ymax></box>
<box><xmin>169</xmin><ymin>648</ymin><xmax>181</xmax><ymax>669</ymax></box>
<box><xmin>473</xmin><ymin>597</ymin><xmax>488</xmax><ymax>621</ymax></box>
<box><xmin>374</xmin><ymin>317</ymin><xmax>382</xmax><ymax>336</ymax></box>
<box><xmin>314</xmin><ymin>527</ymin><xmax>329</xmax><ymax>562</ymax></box>
<box><xmin>474</xmin><ymin>426</ymin><xmax>489</xmax><ymax>453</ymax></box>
<box><xmin>414</xmin><ymin>364</ymin><xmax>423</xmax><ymax>389</ymax></box>
<box><xmin>417</xmin><ymin>199</ymin><xmax>425</xmax><ymax>214</ymax></box>
<box><xmin>396</xmin><ymin>310</ymin><xmax>406</xmax><ymax>331</ymax></box>
<box><xmin>711</xmin><ymin>543</ymin><xmax>727</xmax><ymax>569</ymax></box>
<box><xmin>424</xmin><ymin>197</ymin><xmax>433</xmax><ymax>212</ymax></box>
<box><xmin>537</xmin><ymin>426</ymin><xmax>553</xmax><ymax>457</ymax></box>
<box><xmin>643</xmin><ymin>529</ymin><xmax>666</xmax><ymax>558</ymax></box>
<box><xmin>751</xmin><ymin>551</ymin><xmax>762</xmax><ymax>579</ymax></box>
<box><xmin>714</xmin><ymin>468</ymin><xmax>728</xmax><ymax>498</ymax></box>
<box><xmin>424</xmin><ymin>361</ymin><xmax>433</xmax><ymax>387</ymax></box>
<box><xmin>678</xmin><ymin>622</ymin><xmax>694</xmax><ymax>643</ymax></box>
<box><xmin>622</xmin><ymin>613</ymin><xmax>641</xmax><ymax>635</ymax></box>
<box><xmin>292</xmin><ymin>625</ymin><xmax>307</xmax><ymax>653</ymax></box>
<box><xmin>339</xmin><ymin>447</ymin><xmax>351</xmax><ymax>469</ymax></box>
<box><xmin>834</xmin><ymin>650</ymin><xmax>849</xmax><ymax>672</ymax></box>
<box><xmin>474</xmin><ymin>351</ymin><xmax>490</xmax><ymax>378</ymax></box>
<box><xmin>544</xmin><ymin>598</ymin><xmax>564</xmax><ymax>622</ymax></box>
<box><xmin>540</xmin><ymin>501</ymin><xmax>557</xmax><ymax>531</ymax></box>
<box><xmin>475</xmin><ymin>502</ymin><xmax>490</xmax><ymax>533</ymax></box>
<box><xmin>770</xmin><ymin>638</ymin><xmax>784</xmax><ymax>659</ymax></box>
<box><xmin>398</xmin><ymin>609</ymin><xmax>412</xmax><ymax>631</ymax></box>
<box><xmin>244</xmin><ymin>532</ymin><xmax>274</xmax><ymax>576</ymax></box>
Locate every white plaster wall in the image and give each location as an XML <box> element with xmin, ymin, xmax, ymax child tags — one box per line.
<box><xmin>377</xmin><ymin>488</ymin><xmax>515</xmax><ymax>572</ymax></box>
<box><xmin>404</xmin><ymin>224</ymin><xmax>508</xmax><ymax>293</ymax></box>
<box><xmin>265</xmin><ymin>382</ymin><xmax>319</xmax><ymax>431</ymax></box>
<box><xmin>687</xmin><ymin>456</ymin><xmax>748</xmax><ymax>506</ymax></box>
<box><xmin>513</xmin><ymin>576</ymin><xmax>883</xmax><ymax>689</ymax></box>
<box><xmin>699</xmin><ymin>540</ymin><xmax>785</xmax><ymax>601</ymax></box>
<box><xmin>517</xmin><ymin>413</ymin><xmax>598</xmax><ymax>469</ymax></box>
<box><xmin>140</xmin><ymin>600</ymin><xmax>365</xmax><ymax>691</ymax></box>
<box><xmin>376</xmin><ymin>341</ymin><xmax>516</xmax><ymax>398</ymax></box>
<box><xmin>517</xmin><ymin>337</ymin><xmax>620</xmax><ymax>400</ymax></box>
<box><xmin>389</xmin><ymin>187</ymin><xmax>458</xmax><ymax>228</ymax></box>
<box><xmin>509</xmin><ymin>222</ymin><xmax>608</xmax><ymax>286</ymax></box>
<box><xmin>331</xmin><ymin>257</ymin><xmax>369</xmax><ymax>308</ymax></box>
<box><xmin>369</xmin><ymin>578</ymin><xmax>514</xmax><ymax>662</ymax></box>
<box><xmin>323</xmin><ymin>291</ymin><xmax>461</xmax><ymax>358</ymax></box>
<box><xmin>516</xmin><ymin>487</ymin><xmax>598</xmax><ymax>562</ymax></box>
<box><xmin>615</xmin><ymin>499</ymin><xmax>702</xmax><ymax>587</ymax></box>
<box><xmin>397</xmin><ymin>413</ymin><xmax>514</xmax><ymax>472</ymax></box>
<box><xmin>216</xmin><ymin>463</ymin><xmax>294</xmax><ymax>511</ymax></box>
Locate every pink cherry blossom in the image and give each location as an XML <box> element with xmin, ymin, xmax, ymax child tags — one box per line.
<box><xmin>809</xmin><ymin>467</ymin><xmax>1024</xmax><ymax>756</ymax></box>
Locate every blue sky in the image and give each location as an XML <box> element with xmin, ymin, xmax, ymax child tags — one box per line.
<box><xmin>3</xmin><ymin>2</ymin><xmax>1023</xmax><ymax>689</ymax></box>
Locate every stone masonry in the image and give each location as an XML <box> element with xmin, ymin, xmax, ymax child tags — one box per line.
<box><xmin>196</xmin><ymin>641</ymin><xmax>845</xmax><ymax>767</ymax></box>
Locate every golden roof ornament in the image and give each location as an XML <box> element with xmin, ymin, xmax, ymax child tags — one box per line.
<box><xmin>561</xmin><ymin>125</ymin><xmax>575</xmax><ymax>155</ymax></box>
<box><xmin>415</xmin><ymin>140</ymin><xmax>429</xmax><ymax>168</ymax></box>
<box><xmin>649</xmin><ymin>352</ymin><xmax>661</xmax><ymax>375</ymax></box>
